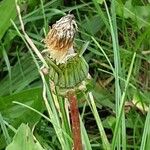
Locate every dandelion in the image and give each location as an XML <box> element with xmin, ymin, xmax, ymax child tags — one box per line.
<box><xmin>44</xmin><ymin>14</ymin><xmax>77</xmax><ymax>64</ymax></box>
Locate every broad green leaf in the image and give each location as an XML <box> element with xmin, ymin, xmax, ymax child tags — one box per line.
<box><xmin>0</xmin><ymin>0</ymin><xmax>17</xmax><ymax>40</ymax></box>
<box><xmin>82</xmin><ymin>15</ymin><xmax>104</xmax><ymax>36</ymax></box>
<box><xmin>0</xmin><ymin>29</ymin><xmax>17</xmax><ymax>58</ymax></box>
<box><xmin>0</xmin><ymin>53</ymin><xmax>39</xmax><ymax>96</ymax></box>
<box><xmin>6</xmin><ymin>123</ymin><xmax>45</xmax><ymax>150</ymax></box>
<box><xmin>0</xmin><ymin>88</ymin><xmax>44</xmax><ymax>127</ymax></box>
<box><xmin>116</xmin><ymin>0</ymin><xmax>150</xmax><ymax>28</ymax></box>
<box><xmin>92</xmin><ymin>84</ymin><xmax>115</xmax><ymax>110</ymax></box>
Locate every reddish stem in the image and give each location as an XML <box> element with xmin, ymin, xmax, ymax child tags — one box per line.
<box><xmin>67</xmin><ymin>91</ymin><xmax>82</xmax><ymax>150</ymax></box>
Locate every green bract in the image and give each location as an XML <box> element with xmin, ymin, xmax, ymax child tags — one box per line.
<box><xmin>46</xmin><ymin>54</ymin><xmax>89</xmax><ymax>89</ymax></box>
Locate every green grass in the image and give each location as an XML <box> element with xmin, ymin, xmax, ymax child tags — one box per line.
<box><xmin>0</xmin><ymin>0</ymin><xmax>150</xmax><ymax>150</ymax></box>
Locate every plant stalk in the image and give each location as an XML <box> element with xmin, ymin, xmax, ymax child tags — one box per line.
<box><xmin>67</xmin><ymin>90</ymin><xmax>82</xmax><ymax>150</ymax></box>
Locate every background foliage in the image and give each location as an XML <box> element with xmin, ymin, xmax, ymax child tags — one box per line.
<box><xmin>0</xmin><ymin>0</ymin><xmax>150</xmax><ymax>149</ymax></box>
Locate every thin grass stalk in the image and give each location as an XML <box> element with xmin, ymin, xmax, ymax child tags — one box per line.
<box><xmin>13</xmin><ymin>101</ymin><xmax>52</xmax><ymax>122</ymax></box>
<box><xmin>67</xmin><ymin>90</ymin><xmax>82</xmax><ymax>150</ymax></box>
<box><xmin>140</xmin><ymin>105</ymin><xmax>150</xmax><ymax>150</ymax></box>
<box><xmin>112</xmin><ymin>53</ymin><xmax>136</xmax><ymax>148</ymax></box>
<box><xmin>80</xmin><ymin>116</ymin><xmax>92</xmax><ymax>150</ymax></box>
<box><xmin>0</xmin><ymin>113</ymin><xmax>11</xmax><ymax>145</ymax></box>
<box><xmin>55</xmin><ymin>87</ymin><xmax>72</xmax><ymax>149</ymax></box>
<box><xmin>2</xmin><ymin>120</ymin><xmax>17</xmax><ymax>134</ymax></box>
<box><xmin>15</xmin><ymin>1</ymin><xmax>48</xmax><ymax>68</ymax></box>
<box><xmin>104</xmin><ymin>1</ymin><xmax>122</xmax><ymax>149</ymax></box>
<box><xmin>88</xmin><ymin>92</ymin><xmax>111</xmax><ymax>150</ymax></box>
<box><xmin>91</xmin><ymin>36</ymin><xmax>114</xmax><ymax>74</ymax></box>
<box><xmin>40</xmin><ymin>71</ymin><xmax>71</xmax><ymax>150</ymax></box>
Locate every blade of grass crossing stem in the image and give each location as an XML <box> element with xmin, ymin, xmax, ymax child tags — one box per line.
<box><xmin>55</xmin><ymin>87</ymin><xmax>72</xmax><ymax>149</ymax></box>
<box><xmin>0</xmin><ymin>113</ymin><xmax>11</xmax><ymax>145</ymax></box>
<box><xmin>88</xmin><ymin>92</ymin><xmax>111</xmax><ymax>150</ymax></box>
<box><xmin>104</xmin><ymin>1</ymin><xmax>122</xmax><ymax>149</ymax></box>
<box><xmin>40</xmin><ymin>72</ymin><xmax>72</xmax><ymax>150</ymax></box>
<box><xmin>140</xmin><ymin>105</ymin><xmax>150</xmax><ymax>150</ymax></box>
<box><xmin>112</xmin><ymin>53</ymin><xmax>136</xmax><ymax>149</ymax></box>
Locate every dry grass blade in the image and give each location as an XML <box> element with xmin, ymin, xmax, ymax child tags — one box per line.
<box><xmin>15</xmin><ymin>0</ymin><xmax>48</xmax><ymax>68</ymax></box>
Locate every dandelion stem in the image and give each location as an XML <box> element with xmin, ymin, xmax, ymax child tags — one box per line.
<box><xmin>67</xmin><ymin>90</ymin><xmax>82</xmax><ymax>150</ymax></box>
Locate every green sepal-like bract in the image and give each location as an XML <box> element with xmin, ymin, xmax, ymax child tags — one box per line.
<box><xmin>46</xmin><ymin>54</ymin><xmax>89</xmax><ymax>89</ymax></box>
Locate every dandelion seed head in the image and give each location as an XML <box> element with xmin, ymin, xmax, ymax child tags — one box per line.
<box><xmin>44</xmin><ymin>14</ymin><xmax>77</xmax><ymax>64</ymax></box>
